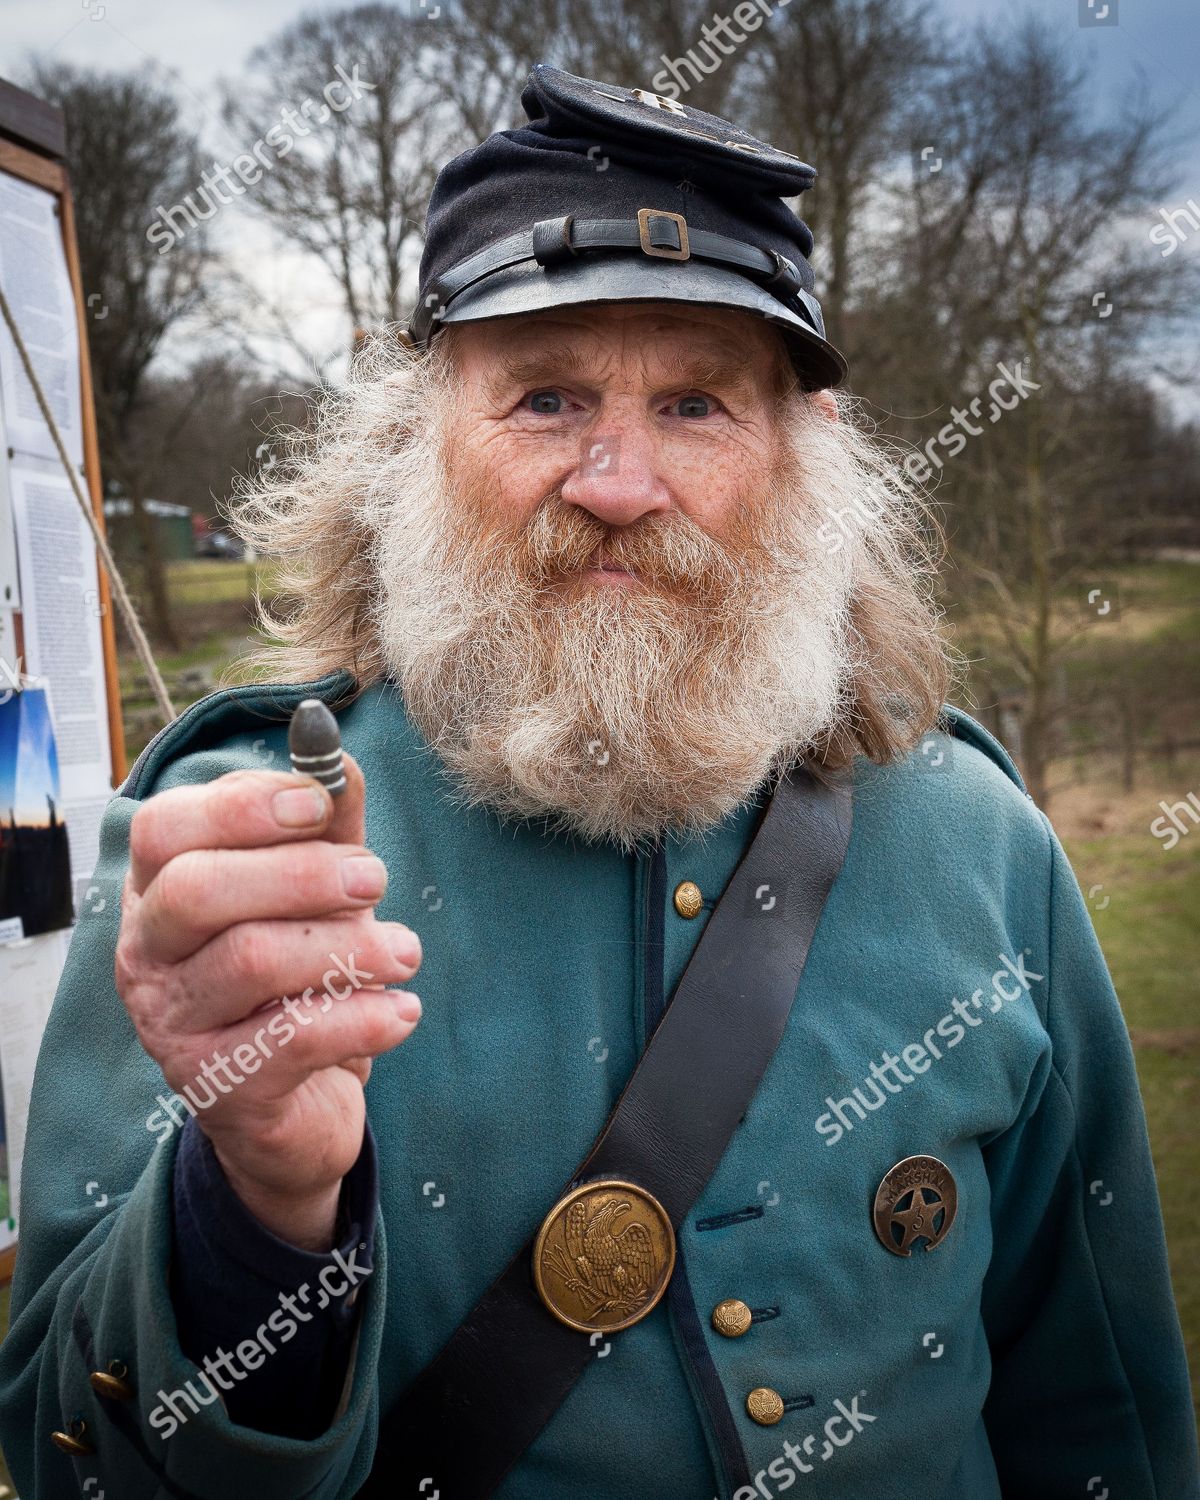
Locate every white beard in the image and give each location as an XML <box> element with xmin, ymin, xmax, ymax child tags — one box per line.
<box><xmin>368</xmin><ymin>419</ymin><xmax>856</xmax><ymax>852</ymax></box>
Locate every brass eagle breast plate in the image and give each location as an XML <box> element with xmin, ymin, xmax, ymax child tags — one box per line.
<box><xmin>533</xmin><ymin>1178</ymin><xmax>677</xmax><ymax>1333</ymax></box>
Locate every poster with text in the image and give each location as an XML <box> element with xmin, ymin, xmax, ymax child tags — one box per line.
<box><xmin>0</xmin><ymin>172</ymin><xmax>84</xmax><ymax>468</ymax></box>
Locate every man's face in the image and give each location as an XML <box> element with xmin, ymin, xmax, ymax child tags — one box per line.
<box><xmin>374</xmin><ymin>299</ymin><xmax>853</xmax><ymax>850</ymax></box>
<box><xmin>444</xmin><ymin>302</ymin><xmax>820</xmax><ymax>566</ymax></box>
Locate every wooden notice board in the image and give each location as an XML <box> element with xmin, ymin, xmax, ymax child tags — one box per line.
<box><xmin>0</xmin><ymin>77</ymin><xmax>126</xmax><ymax>1283</ymax></box>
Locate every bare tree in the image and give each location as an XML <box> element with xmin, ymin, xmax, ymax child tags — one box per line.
<box><xmin>428</xmin><ymin>0</ymin><xmax>567</xmax><ymax>139</ymax></box>
<box><xmin>436</xmin><ymin>0</ymin><xmax>753</xmax><ymax>132</ymax></box>
<box><xmin>746</xmin><ymin>0</ymin><xmax>937</xmax><ymax>345</ymax></box>
<box><xmin>555</xmin><ymin>0</ymin><xmax>754</xmax><ymax>115</ymax></box>
<box><xmin>225</xmin><ymin>4</ymin><xmax>462</xmax><ymax>333</ymax></box>
<box><xmin>215</xmin><ymin>0</ymin><xmax>769</xmax><ymax>379</ymax></box>
<box><xmin>120</xmin><ymin>355</ymin><xmax>302</xmax><ymax>529</ymax></box>
<box><xmin>885</xmin><ymin>17</ymin><xmax>1198</xmax><ymax>803</ymax></box>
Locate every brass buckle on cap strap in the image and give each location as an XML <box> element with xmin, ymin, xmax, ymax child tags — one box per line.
<box><xmin>533</xmin><ymin>1178</ymin><xmax>676</xmax><ymax>1333</ymax></box>
<box><xmin>637</xmin><ymin>207</ymin><xmax>690</xmax><ymax>261</ymax></box>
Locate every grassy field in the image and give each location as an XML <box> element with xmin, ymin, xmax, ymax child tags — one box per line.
<box><xmin>0</xmin><ymin>558</ymin><xmax>1194</xmax><ymax>1489</ymax></box>
<box><xmin>1055</xmin><ymin>765</ymin><xmax>1200</xmax><ymax>1413</ymax></box>
<box><xmin>953</xmin><ymin>558</ymin><xmax>1200</xmax><ymax>1409</ymax></box>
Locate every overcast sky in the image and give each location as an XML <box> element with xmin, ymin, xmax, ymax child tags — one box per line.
<box><xmin>4</xmin><ymin>0</ymin><xmax>1196</xmax><ymax>155</ymax></box>
<box><xmin>1</xmin><ymin>0</ymin><xmax>1197</xmax><ymax>402</ymax></box>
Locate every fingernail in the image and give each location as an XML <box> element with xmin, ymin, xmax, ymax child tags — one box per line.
<box><xmin>391</xmin><ymin>929</ymin><xmax>422</xmax><ymax>969</ymax></box>
<box><xmin>273</xmin><ymin>786</ymin><xmax>326</xmax><ymax>827</ymax></box>
<box><xmin>393</xmin><ymin>991</ymin><xmax>422</xmax><ymax>1022</ymax></box>
<box><xmin>342</xmin><ymin>855</ymin><xmax>387</xmax><ymax>900</ymax></box>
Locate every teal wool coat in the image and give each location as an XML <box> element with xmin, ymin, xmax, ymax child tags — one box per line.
<box><xmin>0</xmin><ymin>673</ymin><xmax>1196</xmax><ymax>1498</ymax></box>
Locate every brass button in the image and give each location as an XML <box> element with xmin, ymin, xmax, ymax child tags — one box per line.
<box><xmin>50</xmin><ymin>1419</ymin><xmax>95</xmax><ymax>1455</ymax></box>
<box><xmin>711</xmin><ymin>1298</ymin><xmax>753</xmax><ymax>1338</ymax></box>
<box><xmin>90</xmin><ymin>1360</ymin><xmax>133</xmax><ymax>1400</ymax></box>
<box><xmin>673</xmin><ymin>880</ymin><xmax>703</xmax><ymax>918</ymax></box>
<box><xmin>746</xmin><ymin>1387</ymin><xmax>785</xmax><ymax>1426</ymax></box>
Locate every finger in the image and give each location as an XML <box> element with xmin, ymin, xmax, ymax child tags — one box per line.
<box><xmin>163</xmin><ymin>988</ymin><xmax>422</xmax><ymax>1107</ymax></box>
<box><xmin>320</xmin><ymin>752</ymin><xmax>366</xmax><ymax>848</ymax></box>
<box><xmin>129</xmin><ymin>768</ymin><xmax>336</xmax><ymax>894</ymax></box>
<box><xmin>162</xmin><ymin>915</ymin><xmax>422</xmax><ymax>1033</ymax></box>
<box><xmin>137</xmin><ymin>840</ymin><xmax>389</xmax><ymax>964</ymax></box>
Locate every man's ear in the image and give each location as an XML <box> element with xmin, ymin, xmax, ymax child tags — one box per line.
<box><xmin>810</xmin><ymin>388</ymin><xmax>839</xmax><ymax>423</ymax></box>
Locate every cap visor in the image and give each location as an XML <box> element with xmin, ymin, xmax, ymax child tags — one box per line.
<box><xmin>429</xmin><ymin>255</ymin><xmax>847</xmax><ymax>389</ymax></box>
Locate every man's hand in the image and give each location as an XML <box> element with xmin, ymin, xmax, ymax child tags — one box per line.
<box><xmin>116</xmin><ymin>756</ymin><xmax>421</xmax><ymax>1250</ymax></box>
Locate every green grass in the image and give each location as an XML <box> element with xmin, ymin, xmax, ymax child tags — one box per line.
<box><xmin>1063</xmin><ymin>822</ymin><xmax>1200</xmax><ymax>1409</ymax></box>
<box><xmin>1072</xmin><ymin>830</ymin><xmax>1200</xmax><ymax>1032</ymax></box>
<box><xmin>164</xmin><ymin>558</ymin><xmax>259</xmax><ymax>605</ymax></box>
<box><xmin>946</xmin><ymin>560</ymin><xmax>1200</xmax><ymax>734</ymax></box>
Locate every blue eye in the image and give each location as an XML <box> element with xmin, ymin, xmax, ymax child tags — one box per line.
<box><xmin>677</xmin><ymin>395</ymin><xmax>712</xmax><ymax>418</ymax></box>
<box><xmin>527</xmin><ymin>390</ymin><xmax>564</xmax><ymax>414</ymax></box>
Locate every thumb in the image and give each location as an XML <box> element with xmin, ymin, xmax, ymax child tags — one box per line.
<box><xmin>323</xmin><ymin>750</ymin><xmax>366</xmax><ymax>847</ymax></box>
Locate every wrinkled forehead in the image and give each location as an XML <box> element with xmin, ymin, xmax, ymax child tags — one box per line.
<box><xmin>441</xmin><ymin>301</ymin><xmax>793</xmax><ymax>394</ymax></box>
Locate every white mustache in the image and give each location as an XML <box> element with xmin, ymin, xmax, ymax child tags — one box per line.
<box><xmin>372</xmin><ymin>459</ymin><xmax>853</xmax><ymax>849</ymax></box>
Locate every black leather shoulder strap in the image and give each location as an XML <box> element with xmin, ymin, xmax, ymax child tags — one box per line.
<box><xmin>359</xmin><ymin>764</ymin><xmax>852</xmax><ymax>1498</ymax></box>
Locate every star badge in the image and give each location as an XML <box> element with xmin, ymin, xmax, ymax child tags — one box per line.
<box><xmin>873</xmin><ymin>1155</ymin><xmax>958</xmax><ymax>1256</ymax></box>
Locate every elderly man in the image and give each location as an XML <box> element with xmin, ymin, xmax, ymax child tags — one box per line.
<box><xmin>0</xmin><ymin>64</ymin><xmax>1195</xmax><ymax>1500</ymax></box>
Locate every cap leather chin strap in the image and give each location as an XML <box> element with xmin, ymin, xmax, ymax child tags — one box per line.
<box><xmin>408</xmin><ymin>213</ymin><xmax>821</xmax><ymax>345</ymax></box>
<box><xmin>357</xmin><ymin>762</ymin><xmax>852</xmax><ymax>1500</ymax></box>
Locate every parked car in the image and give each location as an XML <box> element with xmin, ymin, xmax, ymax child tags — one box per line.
<box><xmin>194</xmin><ymin>528</ymin><xmax>244</xmax><ymax>560</ymax></box>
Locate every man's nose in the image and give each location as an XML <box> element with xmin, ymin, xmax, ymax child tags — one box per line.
<box><xmin>560</xmin><ymin>417</ymin><xmax>673</xmax><ymax>526</ymax></box>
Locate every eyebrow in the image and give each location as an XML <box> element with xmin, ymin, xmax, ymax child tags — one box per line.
<box><xmin>484</xmin><ymin>334</ymin><xmax>762</xmax><ymax>398</ymax></box>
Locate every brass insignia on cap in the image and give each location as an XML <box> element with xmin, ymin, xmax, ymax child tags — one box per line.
<box><xmin>533</xmin><ymin>1178</ymin><xmax>676</xmax><ymax>1333</ymax></box>
<box><xmin>631</xmin><ymin>87</ymin><xmax>687</xmax><ymax>115</ymax></box>
<box><xmin>873</xmin><ymin>1154</ymin><xmax>957</xmax><ymax>1256</ymax></box>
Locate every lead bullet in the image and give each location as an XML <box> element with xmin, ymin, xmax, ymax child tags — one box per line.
<box><xmin>288</xmin><ymin>699</ymin><xmax>346</xmax><ymax>796</ymax></box>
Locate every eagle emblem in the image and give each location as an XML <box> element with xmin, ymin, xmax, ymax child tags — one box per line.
<box><xmin>533</xmin><ymin>1179</ymin><xmax>676</xmax><ymax>1332</ymax></box>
